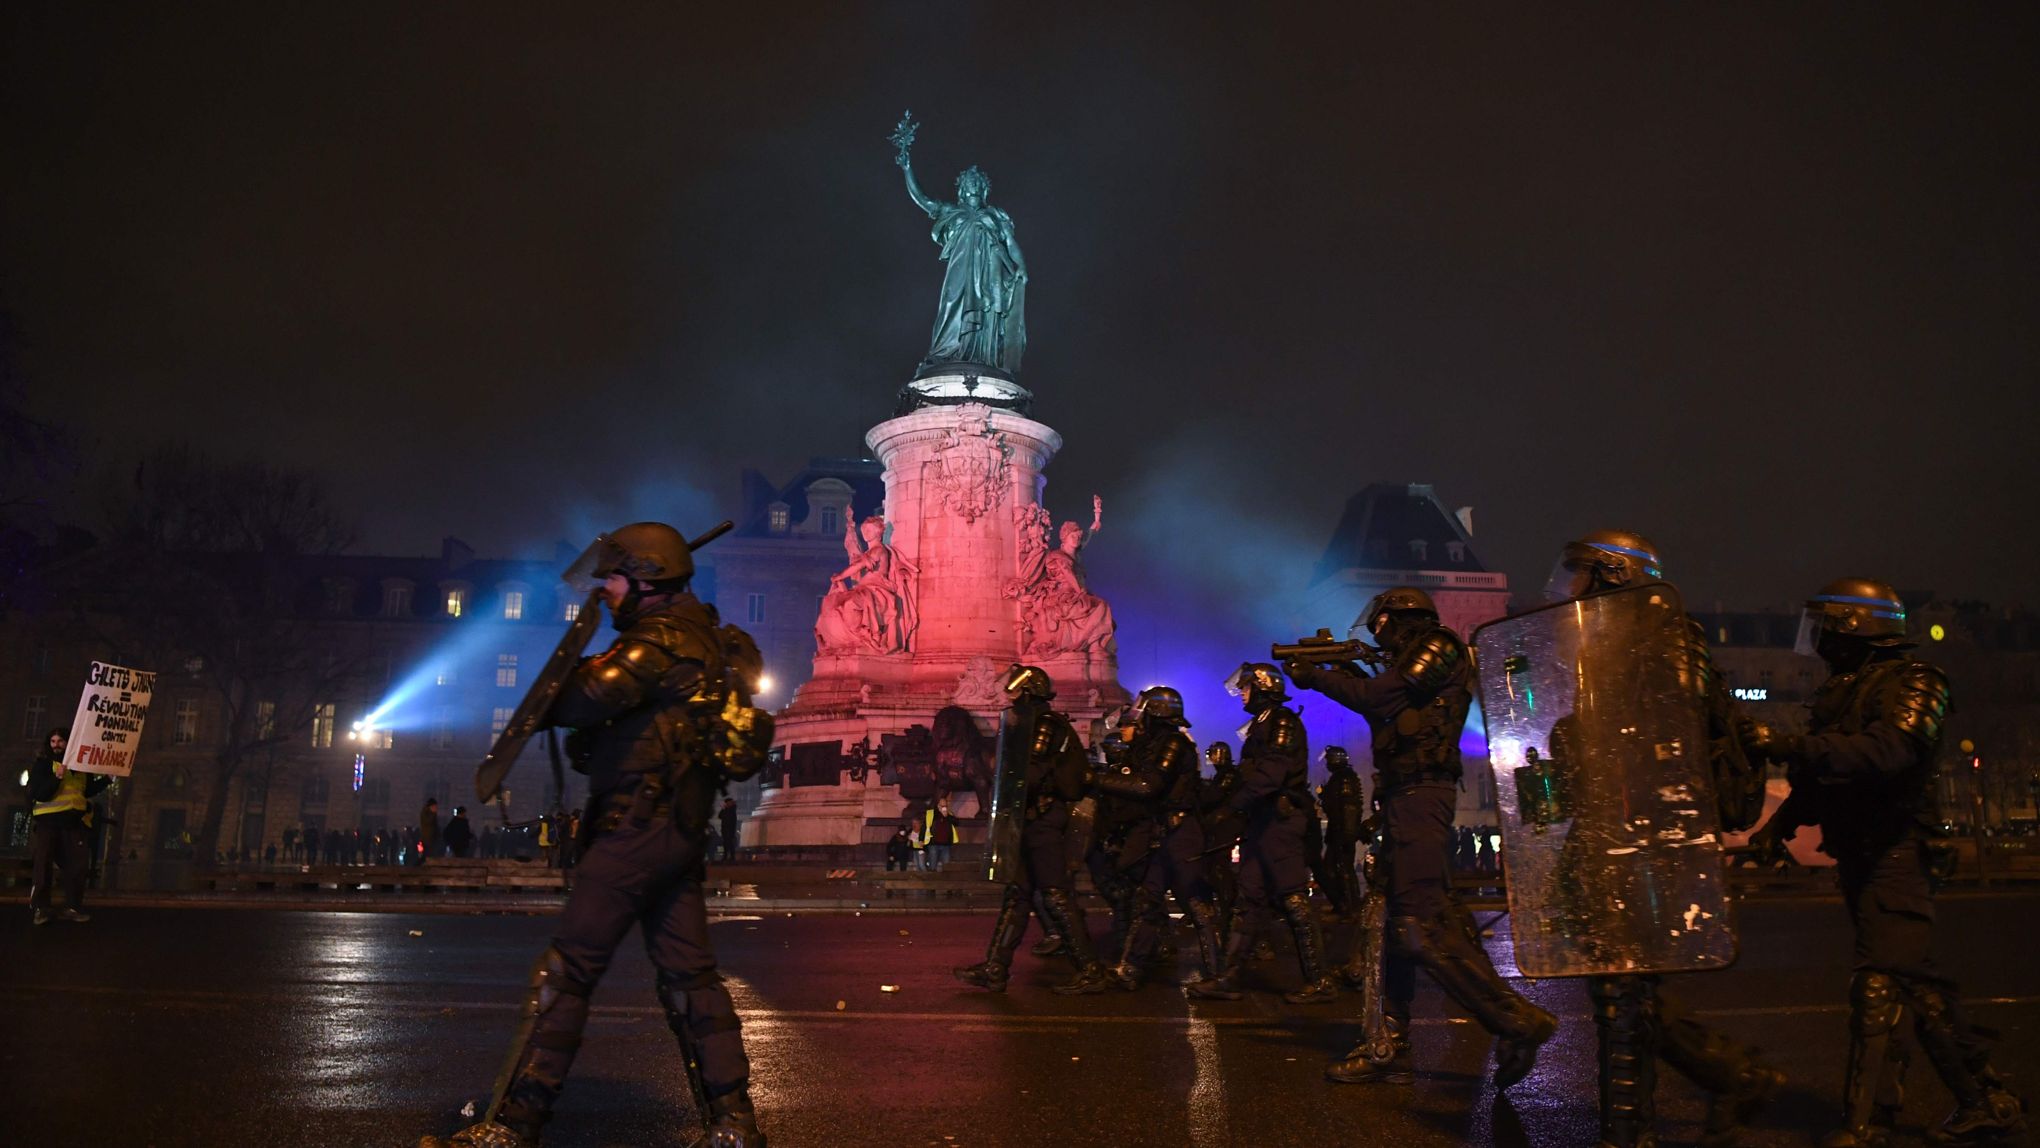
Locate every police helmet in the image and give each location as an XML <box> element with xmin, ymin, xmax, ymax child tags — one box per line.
<box><xmin>572</xmin><ymin>522</ymin><xmax>695</xmax><ymax>589</ymax></box>
<box><xmin>1796</xmin><ymin>578</ymin><xmax>1909</xmax><ymax>655</ymax></box>
<box><xmin>1205</xmin><ymin>742</ymin><xmax>1235</xmax><ymax>769</ymax></box>
<box><xmin>1224</xmin><ymin>662</ymin><xmax>1288</xmax><ymax>705</ymax></box>
<box><xmin>1131</xmin><ymin>685</ymin><xmax>1190</xmax><ymax>728</ymax></box>
<box><xmin>1321</xmin><ymin>745</ymin><xmax>1352</xmax><ymax>769</ymax></box>
<box><xmin>1003</xmin><ymin>663</ymin><xmax>1055</xmax><ymax>703</ymax></box>
<box><xmin>1545</xmin><ymin>529</ymin><xmax>1664</xmax><ymax>602</ymax></box>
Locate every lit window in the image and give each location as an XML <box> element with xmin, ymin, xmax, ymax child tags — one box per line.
<box><xmin>311</xmin><ymin>703</ymin><xmax>336</xmax><ymax>748</ymax></box>
<box><xmin>491</xmin><ymin>707</ymin><xmax>513</xmax><ymax>736</ymax></box>
<box><xmin>564</xmin><ymin>602</ymin><xmax>580</xmax><ymax>622</ymax></box>
<box><xmin>174</xmin><ymin>699</ymin><xmax>199</xmax><ymax>745</ymax></box>
<box><xmin>746</xmin><ymin>593</ymin><xmax>766</xmax><ymax>624</ymax></box>
<box><xmin>497</xmin><ymin>655</ymin><xmax>518</xmax><ymax>688</ymax></box>
<box><xmin>1719</xmin><ymin>626</ymin><xmax>1730</xmax><ymax>644</ymax></box>
<box><xmin>256</xmin><ymin>700</ymin><xmax>276</xmax><ymax>739</ymax></box>
<box><xmin>768</xmin><ymin>504</ymin><xmax>790</xmax><ymax>532</ymax></box>
<box><xmin>436</xmin><ymin>666</ymin><xmax>456</xmax><ymax>687</ymax></box>
<box><xmin>432</xmin><ymin>707</ymin><xmax>454</xmax><ymax>750</ymax></box>
<box><xmin>375</xmin><ymin>728</ymin><xmax>394</xmax><ymax>750</ymax></box>
<box><xmin>504</xmin><ymin>591</ymin><xmax>525</xmax><ymax>621</ymax></box>
<box><xmin>819</xmin><ymin>507</ymin><xmax>839</xmax><ymax>536</ymax></box>
<box><xmin>23</xmin><ymin>694</ymin><xmax>47</xmax><ymax>740</ymax></box>
<box><xmin>446</xmin><ymin>589</ymin><xmax>465</xmax><ymax>618</ymax></box>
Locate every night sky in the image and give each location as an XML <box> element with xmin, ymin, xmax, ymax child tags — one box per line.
<box><xmin>7</xmin><ymin>4</ymin><xmax>2038</xmax><ymax>630</ymax></box>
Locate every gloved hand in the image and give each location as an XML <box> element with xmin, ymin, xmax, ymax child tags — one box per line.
<box><xmin>1741</xmin><ymin>818</ymin><xmax>1793</xmax><ymax>867</ymax></box>
<box><xmin>1740</xmin><ymin>718</ymin><xmax>1805</xmax><ymax>766</ymax></box>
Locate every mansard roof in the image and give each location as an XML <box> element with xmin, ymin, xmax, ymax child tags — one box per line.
<box><xmin>1311</xmin><ymin>482</ymin><xmax>1487</xmax><ymax>585</ymax></box>
<box><xmin>733</xmin><ymin>456</ymin><xmax>886</xmax><ymax>538</ymax></box>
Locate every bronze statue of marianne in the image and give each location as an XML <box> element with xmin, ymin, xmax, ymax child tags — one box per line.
<box><xmin>891</xmin><ymin>112</ymin><xmax>1027</xmax><ymax>378</ymax></box>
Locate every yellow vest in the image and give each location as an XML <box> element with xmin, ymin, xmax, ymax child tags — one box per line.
<box><xmin>33</xmin><ymin>768</ymin><xmax>89</xmax><ymax>818</ymax></box>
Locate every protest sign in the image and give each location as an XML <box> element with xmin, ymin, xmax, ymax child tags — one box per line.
<box><xmin>67</xmin><ymin>661</ymin><xmax>156</xmax><ymax>776</ymax></box>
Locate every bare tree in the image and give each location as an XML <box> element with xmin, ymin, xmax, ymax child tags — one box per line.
<box><xmin>51</xmin><ymin>445</ymin><xmax>369</xmax><ymax>872</ymax></box>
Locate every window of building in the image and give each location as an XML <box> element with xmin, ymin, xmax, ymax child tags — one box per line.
<box><xmin>496</xmin><ymin>655</ymin><xmax>518</xmax><ymax>688</ymax></box>
<box><xmin>423</xmin><ymin>778</ymin><xmax>450</xmax><ymax>805</ymax></box>
<box><xmin>491</xmin><ymin>707</ymin><xmax>513</xmax><ymax>736</ymax></box>
<box><xmin>432</xmin><ymin>707</ymin><xmax>454</xmax><ymax>750</ymax></box>
<box><xmin>1759</xmin><ymin>669</ymin><xmax>1774</xmax><ymax>690</ymax></box>
<box><xmin>503</xmin><ymin>590</ymin><xmax>525</xmax><ymax>621</ymax></box>
<box><xmin>256</xmin><ymin>700</ymin><xmax>276</xmax><ymax>739</ymax></box>
<box><xmin>436</xmin><ymin>665</ymin><xmax>456</xmax><ymax>687</ymax></box>
<box><xmin>819</xmin><ymin>506</ymin><xmax>840</xmax><ymax>536</ymax></box>
<box><xmin>23</xmin><ymin>694</ymin><xmax>47</xmax><ymax>740</ymax></box>
<box><xmin>361</xmin><ymin>777</ymin><xmax>391</xmax><ymax>807</ymax></box>
<box><xmin>1408</xmin><ymin>539</ymin><xmax>1428</xmax><ymax>562</ymax></box>
<box><xmin>768</xmin><ymin>503</ymin><xmax>790</xmax><ymax>533</ymax></box>
<box><xmin>311</xmin><ymin>703</ymin><xmax>336</xmax><ymax>748</ymax></box>
<box><xmin>33</xmin><ymin>646</ymin><xmax>53</xmax><ymax>676</ymax></box>
<box><xmin>382</xmin><ymin>583</ymin><xmax>413</xmax><ymax>618</ymax></box>
<box><xmin>1719</xmin><ymin>625</ymin><xmax>1730</xmax><ymax>644</ymax></box>
<box><xmin>174</xmin><ymin>698</ymin><xmax>199</xmax><ymax>745</ymax></box>
<box><xmin>746</xmin><ymin>593</ymin><xmax>766</xmax><ymax>625</ymax></box>
<box><xmin>1446</xmin><ymin>541</ymin><xmax>1466</xmax><ymax>563</ymax></box>
<box><xmin>323</xmin><ymin>579</ymin><xmax>355</xmax><ymax>615</ymax></box>
<box><xmin>564</xmin><ymin>602</ymin><xmax>580</xmax><ymax>622</ymax></box>
<box><xmin>301</xmin><ymin>775</ymin><xmax>329</xmax><ymax>806</ymax></box>
<box><xmin>445</xmin><ymin>588</ymin><xmax>466</xmax><ymax>618</ymax></box>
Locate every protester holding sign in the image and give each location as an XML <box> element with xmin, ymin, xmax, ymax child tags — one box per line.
<box><xmin>28</xmin><ymin>727</ymin><xmax>108</xmax><ymax>925</ymax></box>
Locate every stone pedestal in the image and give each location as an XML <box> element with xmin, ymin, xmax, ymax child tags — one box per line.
<box><xmin>745</xmin><ymin>393</ymin><xmax>1129</xmax><ymax>849</ymax></box>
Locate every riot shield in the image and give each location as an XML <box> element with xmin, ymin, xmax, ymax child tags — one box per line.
<box><xmin>984</xmin><ymin>706</ymin><xmax>1030</xmax><ymax>884</ymax></box>
<box><xmin>1472</xmin><ymin>581</ymin><xmax>1735</xmax><ymax>978</ymax></box>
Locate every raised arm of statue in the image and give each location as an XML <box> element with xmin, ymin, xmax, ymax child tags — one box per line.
<box><xmin>1089</xmin><ymin>494</ymin><xmax>1103</xmax><ymax>538</ymax></box>
<box><xmin>892</xmin><ymin>111</ymin><xmax>940</xmax><ymax>217</ymax></box>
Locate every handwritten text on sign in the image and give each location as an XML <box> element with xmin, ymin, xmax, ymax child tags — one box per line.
<box><xmin>68</xmin><ymin>661</ymin><xmax>157</xmax><ymax>776</ymax></box>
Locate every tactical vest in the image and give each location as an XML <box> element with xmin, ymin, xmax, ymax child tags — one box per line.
<box><xmin>1804</xmin><ymin>656</ymin><xmax>1948</xmax><ymax>857</ymax></box>
<box><xmin>1377</xmin><ymin>626</ymin><xmax>1471</xmax><ymax>788</ymax></box>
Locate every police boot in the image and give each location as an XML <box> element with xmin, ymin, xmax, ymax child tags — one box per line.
<box><xmin>1182</xmin><ymin>898</ymin><xmax>1226</xmax><ymax>985</ymax></box>
<box><xmin>423</xmin><ymin>948</ymin><xmax>593</xmax><ymax>1148</ymax></box>
<box><xmin>1824</xmin><ymin>972</ymin><xmax>1903</xmax><ymax>1148</ymax></box>
<box><xmin>1028</xmin><ymin>892</ymin><xmax>1066</xmax><ymax>957</ymax></box>
<box><xmin>1184</xmin><ymin>917</ymin><xmax>1254</xmax><ymax>1000</ymax></box>
<box><xmin>1327</xmin><ymin>1006</ymin><xmax>1414</xmax><ymax>1085</ymax></box>
<box><xmin>1659</xmin><ymin>991</ymin><xmax>1784</xmax><ymax>1148</ymax></box>
<box><xmin>1592</xmin><ymin>975</ymin><xmax>1660</xmax><ymax>1148</ymax></box>
<box><xmin>705</xmin><ymin>1088</ymin><xmax>766</xmax><ymax>1148</ymax></box>
<box><xmin>1397</xmin><ymin>915</ymin><xmax>1555</xmax><ymax>1088</ymax></box>
<box><xmin>1109</xmin><ymin>886</ymin><xmax>1161</xmax><ymax>990</ymax></box>
<box><xmin>1039</xmin><ymin>888</ymin><xmax>1112</xmax><ymax>996</ymax></box>
<box><xmin>953</xmin><ymin>887</ymin><xmax>1026</xmax><ymax>992</ymax></box>
<box><xmin>1278</xmin><ymin>891</ymin><xmax>1339</xmax><ymax>1004</ymax></box>
<box><xmin>1911</xmin><ymin>985</ymin><xmax>2028</xmax><ymax>1146</ymax></box>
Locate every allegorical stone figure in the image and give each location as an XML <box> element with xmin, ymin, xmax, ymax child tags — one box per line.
<box><xmin>1286</xmin><ymin>587</ymin><xmax>1557</xmax><ymax>1093</ymax></box>
<box><xmin>816</xmin><ymin>515</ymin><xmax>918</xmax><ymax>655</ymax></box>
<box><xmin>1006</xmin><ymin>496</ymin><xmax>1115</xmax><ymax>657</ymax></box>
<box><xmin>891</xmin><ymin>111</ymin><xmax>1027</xmax><ymax>376</ymax></box>
<box><xmin>1749</xmin><ymin>579</ymin><xmax>2026</xmax><ymax>1147</ymax></box>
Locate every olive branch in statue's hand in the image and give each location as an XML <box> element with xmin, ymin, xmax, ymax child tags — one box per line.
<box><xmin>890</xmin><ymin>111</ymin><xmax>918</xmax><ymax>167</ymax></box>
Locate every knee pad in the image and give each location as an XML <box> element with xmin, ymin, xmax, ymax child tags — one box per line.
<box><xmin>533</xmin><ymin>945</ymin><xmax>594</xmax><ymax>1012</ymax></box>
<box><xmin>1386</xmin><ymin>916</ymin><xmax>1427</xmax><ymax>960</ymax></box>
<box><xmin>1850</xmin><ymin>971</ymin><xmax>1903</xmax><ymax>1036</ymax></box>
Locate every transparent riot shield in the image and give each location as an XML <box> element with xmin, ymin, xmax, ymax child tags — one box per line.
<box><xmin>1472</xmin><ymin>582</ymin><xmax>1736</xmax><ymax>978</ymax></box>
<box><xmin>983</xmin><ymin>706</ymin><xmax>1030</xmax><ymax>884</ymax></box>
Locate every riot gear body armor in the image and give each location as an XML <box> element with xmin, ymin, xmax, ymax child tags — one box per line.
<box><xmin>955</xmin><ymin>675</ymin><xmax>1112</xmax><ymax>997</ymax></box>
<box><xmin>1754</xmin><ymin>590</ymin><xmax>2024</xmax><ymax>1147</ymax></box>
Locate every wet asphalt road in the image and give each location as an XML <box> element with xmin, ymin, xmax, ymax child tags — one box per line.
<box><xmin>3</xmin><ymin>892</ymin><xmax>2036</xmax><ymax>1148</ymax></box>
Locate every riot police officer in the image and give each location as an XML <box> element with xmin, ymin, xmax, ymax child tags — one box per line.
<box><xmin>1317</xmin><ymin>746</ymin><xmax>1365</xmax><ymax>917</ymax></box>
<box><xmin>1185</xmin><ymin>664</ymin><xmax>1338</xmax><ymax>1003</ymax></box>
<box><xmin>1749</xmin><ymin>580</ymin><xmax>2025</xmax><ymax>1147</ymax></box>
<box><xmin>1085</xmin><ymin>717</ymin><xmax>1155</xmax><ymax>965</ymax></box>
<box><xmin>1093</xmin><ymin>686</ymin><xmax>1224</xmax><ymax>989</ymax></box>
<box><xmin>1286</xmin><ymin>587</ymin><xmax>1555</xmax><ymax>1090</ymax></box>
<box><xmin>424</xmin><ymin>522</ymin><xmax>770</xmax><ymax>1148</ymax></box>
<box><xmin>1535</xmin><ymin>533</ymin><xmax>1782</xmax><ymax>1147</ymax></box>
<box><xmin>952</xmin><ymin>665</ymin><xmax>1112</xmax><ymax>996</ymax></box>
<box><xmin>1199</xmin><ymin>741</ymin><xmax>1243</xmax><ymax>934</ymax></box>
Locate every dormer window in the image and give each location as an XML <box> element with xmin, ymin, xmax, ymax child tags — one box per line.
<box><xmin>1446</xmin><ymin>541</ymin><xmax>1466</xmax><ymax>563</ymax></box>
<box><xmin>443</xmin><ymin>587</ymin><xmax>467</xmax><ymax>618</ymax></box>
<box><xmin>820</xmin><ymin>506</ymin><xmax>840</xmax><ymax>536</ymax></box>
<box><xmin>768</xmin><ymin>502</ymin><xmax>791</xmax><ymax>533</ymax></box>
<box><xmin>1408</xmin><ymin>539</ymin><xmax>1428</xmax><ymax>562</ymax></box>
<box><xmin>381</xmin><ymin>581</ymin><xmax>414</xmax><ymax>618</ymax></box>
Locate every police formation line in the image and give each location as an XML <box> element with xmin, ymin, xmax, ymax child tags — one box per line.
<box><xmin>421</xmin><ymin>523</ymin><xmax>2026</xmax><ymax>1148</ymax></box>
